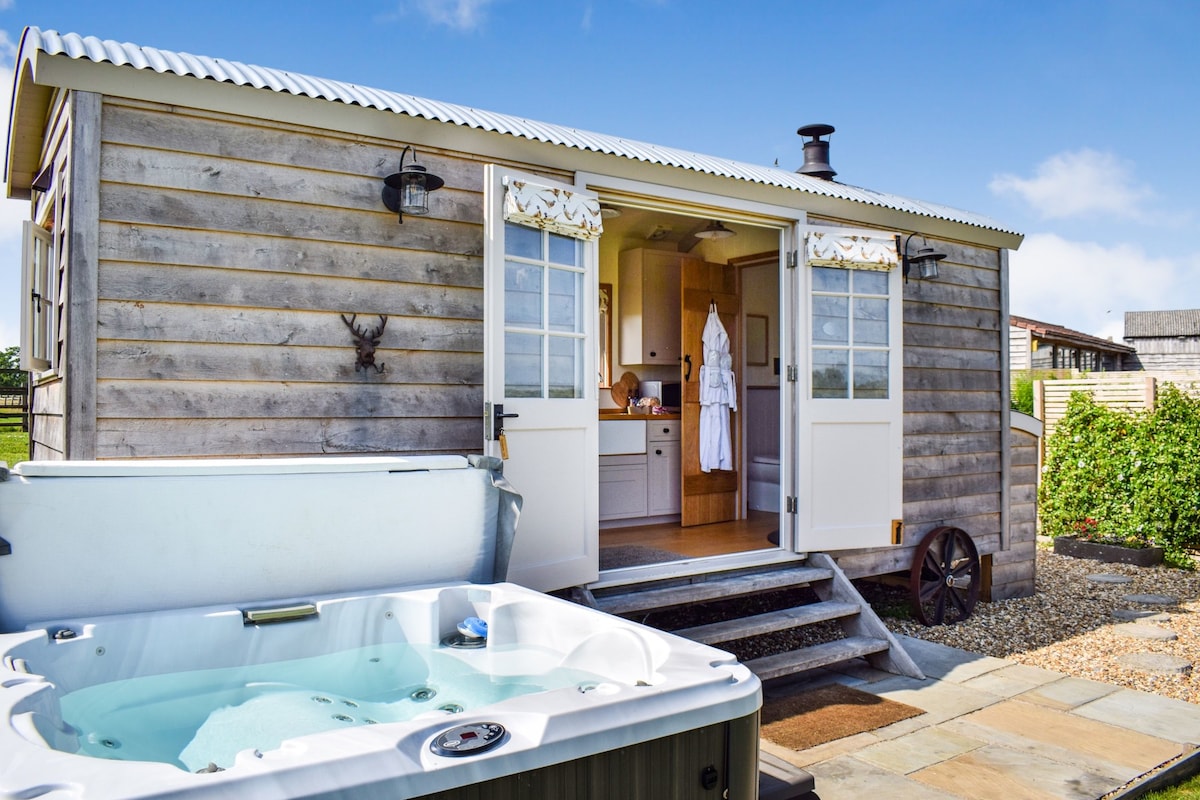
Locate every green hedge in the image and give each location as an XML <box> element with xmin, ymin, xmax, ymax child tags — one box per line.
<box><xmin>1039</xmin><ymin>384</ymin><xmax>1200</xmax><ymax>556</ymax></box>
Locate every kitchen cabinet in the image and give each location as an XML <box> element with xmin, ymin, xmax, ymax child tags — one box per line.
<box><xmin>599</xmin><ymin>418</ymin><xmax>680</xmax><ymax>522</ymax></box>
<box><xmin>599</xmin><ymin>455</ymin><xmax>647</xmax><ymax>520</ymax></box>
<box><xmin>647</xmin><ymin>421</ymin><xmax>681</xmax><ymax>516</ymax></box>
<box><xmin>619</xmin><ymin>249</ymin><xmax>680</xmax><ymax>366</ymax></box>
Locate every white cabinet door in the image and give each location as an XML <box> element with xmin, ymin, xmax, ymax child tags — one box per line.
<box><xmin>483</xmin><ymin>166</ymin><xmax>599</xmax><ymax>591</ymax></box>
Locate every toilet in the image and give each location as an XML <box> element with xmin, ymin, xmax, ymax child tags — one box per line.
<box><xmin>748</xmin><ymin>454</ymin><xmax>780</xmax><ymax>512</ymax></box>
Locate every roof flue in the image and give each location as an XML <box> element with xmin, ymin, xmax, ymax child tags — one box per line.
<box><xmin>796</xmin><ymin>124</ymin><xmax>837</xmax><ymax>180</ymax></box>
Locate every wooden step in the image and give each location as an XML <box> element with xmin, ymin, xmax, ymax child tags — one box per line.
<box><xmin>674</xmin><ymin>600</ymin><xmax>861</xmax><ymax>645</ymax></box>
<box><xmin>594</xmin><ymin>566</ymin><xmax>833</xmax><ymax>616</ymax></box>
<box><xmin>746</xmin><ymin>635</ymin><xmax>891</xmax><ymax>681</ymax></box>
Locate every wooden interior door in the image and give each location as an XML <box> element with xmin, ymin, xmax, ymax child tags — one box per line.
<box><xmin>680</xmin><ymin>257</ymin><xmax>740</xmax><ymax>527</ymax></box>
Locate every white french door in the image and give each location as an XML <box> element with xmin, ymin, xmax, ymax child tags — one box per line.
<box><xmin>483</xmin><ymin>166</ymin><xmax>599</xmax><ymax>591</ymax></box>
<box><xmin>793</xmin><ymin>227</ymin><xmax>905</xmax><ymax>551</ymax></box>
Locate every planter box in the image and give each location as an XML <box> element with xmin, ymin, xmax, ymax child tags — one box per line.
<box><xmin>1053</xmin><ymin>536</ymin><xmax>1164</xmax><ymax>567</ymax></box>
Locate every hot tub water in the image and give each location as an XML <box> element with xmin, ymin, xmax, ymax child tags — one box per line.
<box><xmin>60</xmin><ymin>642</ymin><xmax>606</xmax><ymax>772</ymax></box>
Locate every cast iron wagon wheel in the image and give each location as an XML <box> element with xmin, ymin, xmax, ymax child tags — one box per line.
<box><xmin>909</xmin><ymin>525</ymin><xmax>980</xmax><ymax>626</ymax></box>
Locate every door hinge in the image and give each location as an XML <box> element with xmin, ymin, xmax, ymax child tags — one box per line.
<box><xmin>787</xmin><ymin>250</ymin><xmax>799</xmax><ymax>269</ymax></box>
<box><xmin>786</xmin><ymin>496</ymin><xmax>798</xmax><ymax>514</ymax></box>
<box><xmin>786</xmin><ymin>364</ymin><xmax>798</xmax><ymax>382</ymax></box>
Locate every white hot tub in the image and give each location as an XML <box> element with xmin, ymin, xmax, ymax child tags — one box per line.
<box><xmin>0</xmin><ymin>456</ymin><xmax>761</xmax><ymax>799</ymax></box>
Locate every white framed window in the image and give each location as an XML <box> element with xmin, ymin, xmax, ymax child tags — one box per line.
<box><xmin>502</xmin><ymin>221</ymin><xmax>587</xmax><ymax>399</ymax></box>
<box><xmin>20</xmin><ymin>220</ymin><xmax>54</xmax><ymax>372</ymax></box>
<box><xmin>810</xmin><ymin>265</ymin><xmax>891</xmax><ymax>399</ymax></box>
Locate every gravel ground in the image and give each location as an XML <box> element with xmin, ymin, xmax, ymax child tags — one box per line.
<box><xmin>886</xmin><ymin>543</ymin><xmax>1200</xmax><ymax>705</ymax></box>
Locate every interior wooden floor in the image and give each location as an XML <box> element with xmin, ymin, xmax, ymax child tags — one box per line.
<box><xmin>600</xmin><ymin>510</ymin><xmax>780</xmax><ymax>559</ymax></box>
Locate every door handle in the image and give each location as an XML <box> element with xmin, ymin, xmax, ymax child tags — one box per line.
<box><xmin>491</xmin><ymin>403</ymin><xmax>520</xmax><ymax>439</ymax></box>
<box><xmin>683</xmin><ymin>354</ymin><xmax>692</xmax><ymax>382</ymax></box>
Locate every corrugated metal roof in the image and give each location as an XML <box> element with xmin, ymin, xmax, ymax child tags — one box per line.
<box><xmin>20</xmin><ymin>27</ymin><xmax>1020</xmax><ymax>237</ymax></box>
<box><xmin>1124</xmin><ymin>310</ymin><xmax>1200</xmax><ymax>338</ymax></box>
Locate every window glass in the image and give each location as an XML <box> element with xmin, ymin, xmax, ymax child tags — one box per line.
<box><xmin>503</xmin><ymin>222</ymin><xmax>586</xmax><ymax>399</ymax></box>
<box><xmin>853</xmin><ymin>350</ymin><xmax>889</xmax><ymax>399</ymax></box>
<box><xmin>504</xmin><ymin>262</ymin><xmax>542</xmax><ymax>328</ymax></box>
<box><xmin>548</xmin><ymin>267</ymin><xmax>581</xmax><ymax>333</ymax></box>
<box><xmin>812</xmin><ymin>349</ymin><xmax>849</xmax><ymax>398</ymax></box>
<box><xmin>505</xmin><ymin>332</ymin><xmax>543</xmax><ymax>397</ymax></box>
<box><xmin>548</xmin><ymin>336</ymin><xmax>583</xmax><ymax>398</ymax></box>
<box><xmin>810</xmin><ymin>265</ymin><xmax>892</xmax><ymax>400</ymax></box>
<box><xmin>853</xmin><ymin>297</ymin><xmax>888</xmax><ymax>346</ymax></box>
<box><xmin>812</xmin><ymin>266</ymin><xmax>848</xmax><ymax>292</ymax></box>
<box><xmin>504</xmin><ymin>222</ymin><xmax>541</xmax><ymax>259</ymax></box>
<box><xmin>548</xmin><ymin>233</ymin><xmax>580</xmax><ymax>266</ymax></box>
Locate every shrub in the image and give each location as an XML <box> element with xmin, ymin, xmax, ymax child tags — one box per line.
<box><xmin>1011</xmin><ymin>372</ymin><xmax>1034</xmax><ymax>415</ymax></box>
<box><xmin>1039</xmin><ymin>384</ymin><xmax>1200</xmax><ymax>559</ymax></box>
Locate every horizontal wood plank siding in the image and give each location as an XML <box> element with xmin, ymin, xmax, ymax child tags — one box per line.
<box><xmin>94</xmin><ymin>99</ymin><xmax>487</xmax><ymax>457</ymax></box>
<box><xmin>837</xmin><ymin>242</ymin><xmax>1012</xmax><ymax>582</ymax></box>
<box><xmin>991</xmin><ymin>423</ymin><xmax>1040</xmax><ymax>599</ymax></box>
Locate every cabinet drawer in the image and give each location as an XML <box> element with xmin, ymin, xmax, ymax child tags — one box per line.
<box><xmin>647</xmin><ymin>421</ymin><xmax>680</xmax><ymax>442</ymax></box>
<box><xmin>599</xmin><ymin>461</ymin><xmax>648</xmax><ymax>520</ymax></box>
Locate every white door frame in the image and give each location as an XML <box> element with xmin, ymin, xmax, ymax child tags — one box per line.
<box><xmin>576</xmin><ymin>172</ymin><xmax>809</xmax><ymax>589</ymax></box>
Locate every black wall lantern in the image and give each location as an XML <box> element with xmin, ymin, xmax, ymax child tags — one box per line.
<box><xmin>896</xmin><ymin>233</ymin><xmax>947</xmax><ymax>282</ymax></box>
<box><xmin>381</xmin><ymin>146</ymin><xmax>444</xmax><ymax>223</ymax></box>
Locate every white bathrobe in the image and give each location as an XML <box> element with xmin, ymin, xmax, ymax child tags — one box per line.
<box><xmin>699</xmin><ymin>306</ymin><xmax>737</xmax><ymax>472</ymax></box>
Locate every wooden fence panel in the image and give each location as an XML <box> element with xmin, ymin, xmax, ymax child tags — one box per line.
<box><xmin>1034</xmin><ymin>372</ymin><xmax>1200</xmax><ymax>443</ymax></box>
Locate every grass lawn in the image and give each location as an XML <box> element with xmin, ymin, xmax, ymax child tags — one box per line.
<box><xmin>1145</xmin><ymin>772</ymin><xmax>1200</xmax><ymax>799</ymax></box>
<box><xmin>0</xmin><ymin>428</ymin><xmax>29</xmax><ymax>466</ymax></box>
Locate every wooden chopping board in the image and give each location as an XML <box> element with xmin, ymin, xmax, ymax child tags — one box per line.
<box><xmin>610</xmin><ymin>371</ymin><xmax>639</xmax><ymax>408</ymax></box>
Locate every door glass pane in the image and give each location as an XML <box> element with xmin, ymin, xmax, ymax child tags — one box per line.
<box><xmin>812</xmin><ymin>296</ymin><xmax>848</xmax><ymax>343</ymax></box>
<box><xmin>548</xmin><ymin>267</ymin><xmax>582</xmax><ymax>332</ymax></box>
<box><xmin>505</xmin><ymin>332</ymin><xmax>543</xmax><ymax>397</ymax></box>
<box><xmin>548</xmin><ymin>336</ymin><xmax>583</xmax><ymax>398</ymax></box>
<box><xmin>505</xmin><ymin>261</ymin><xmax>543</xmax><ymax>328</ymax></box>
<box><xmin>854</xmin><ymin>350</ymin><xmax>889</xmax><ymax>399</ymax></box>
<box><xmin>853</xmin><ymin>297</ymin><xmax>888</xmax><ymax>346</ymax></box>
<box><xmin>812</xmin><ymin>349</ymin><xmax>849</xmax><ymax>398</ymax></box>
<box><xmin>549</xmin><ymin>233</ymin><xmax>581</xmax><ymax>266</ymax></box>
<box><xmin>812</xmin><ymin>266</ymin><xmax>848</xmax><ymax>292</ymax></box>
<box><xmin>854</xmin><ymin>270</ymin><xmax>888</xmax><ymax>295</ymax></box>
<box><xmin>504</xmin><ymin>222</ymin><xmax>541</xmax><ymax>259</ymax></box>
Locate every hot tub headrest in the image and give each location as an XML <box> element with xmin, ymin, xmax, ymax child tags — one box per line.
<box><xmin>0</xmin><ymin>455</ymin><xmax>521</xmax><ymax>632</ymax></box>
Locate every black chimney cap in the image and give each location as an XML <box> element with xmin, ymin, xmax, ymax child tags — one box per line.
<box><xmin>796</xmin><ymin>124</ymin><xmax>836</xmax><ymax>180</ymax></box>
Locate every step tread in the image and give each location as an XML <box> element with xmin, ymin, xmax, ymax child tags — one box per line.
<box><xmin>759</xmin><ymin>751</ymin><xmax>816</xmax><ymax>800</ymax></box>
<box><xmin>674</xmin><ymin>600</ymin><xmax>862</xmax><ymax>645</ymax></box>
<box><xmin>746</xmin><ymin>635</ymin><xmax>891</xmax><ymax>681</ymax></box>
<box><xmin>594</xmin><ymin>566</ymin><xmax>833</xmax><ymax>616</ymax></box>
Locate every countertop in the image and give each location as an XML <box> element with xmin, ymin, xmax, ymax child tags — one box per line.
<box><xmin>599</xmin><ymin>410</ymin><xmax>681</xmax><ymax>420</ymax></box>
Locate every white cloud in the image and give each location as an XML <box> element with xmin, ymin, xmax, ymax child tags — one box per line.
<box><xmin>404</xmin><ymin>0</ymin><xmax>496</xmax><ymax>31</ymax></box>
<box><xmin>1008</xmin><ymin>232</ymin><xmax>1192</xmax><ymax>341</ymax></box>
<box><xmin>990</xmin><ymin>149</ymin><xmax>1154</xmax><ymax>221</ymax></box>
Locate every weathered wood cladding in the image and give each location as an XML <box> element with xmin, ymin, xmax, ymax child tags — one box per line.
<box><xmin>837</xmin><ymin>241</ymin><xmax>1006</xmax><ymax>581</ymax></box>
<box><xmin>94</xmin><ymin>98</ymin><xmax>487</xmax><ymax>457</ymax></box>
<box><xmin>901</xmin><ymin>244</ymin><xmax>1004</xmax><ymax>535</ymax></box>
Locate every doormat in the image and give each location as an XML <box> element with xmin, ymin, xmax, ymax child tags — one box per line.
<box><xmin>761</xmin><ymin>683</ymin><xmax>923</xmax><ymax>751</ymax></box>
<box><xmin>599</xmin><ymin>545</ymin><xmax>683</xmax><ymax>570</ymax></box>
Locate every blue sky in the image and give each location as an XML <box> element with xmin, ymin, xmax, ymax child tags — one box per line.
<box><xmin>0</xmin><ymin>0</ymin><xmax>1197</xmax><ymax>348</ymax></box>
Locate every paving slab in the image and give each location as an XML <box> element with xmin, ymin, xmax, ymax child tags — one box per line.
<box><xmin>1117</xmin><ymin>652</ymin><xmax>1192</xmax><ymax>674</ymax></box>
<box><xmin>764</xmin><ymin>641</ymin><xmax>1200</xmax><ymax>800</ymax></box>
<box><xmin>1114</xmin><ymin>622</ymin><xmax>1178</xmax><ymax>641</ymax></box>
<box><xmin>951</xmin><ymin>698</ymin><xmax>1184</xmax><ymax>780</ymax></box>
<box><xmin>1113</xmin><ymin>608</ymin><xmax>1172</xmax><ymax>622</ymax></box>
<box><xmin>912</xmin><ymin>743</ymin><xmax>1119</xmax><ymax>800</ymax></box>
<box><xmin>854</xmin><ymin>725</ymin><xmax>984</xmax><ymax>774</ymax></box>
<box><xmin>1088</xmin><ymin>573</ymin><xmax>1134</xmax><ymax>584</ymax></box>
<box><xmin>1075</xmin><ymin>688</ymin><xmax>1200</xmax><ymax>743</ymax></box>
<box><xmin>1019</xmin><ymin>675</ymin><xmax>1122</xmax><ymax>710</ymax></box>
<box><xmin>805</xmin><ymin>754</ymin><xmax>964</xmax><ymax>800</ymax></box>
<box><xmin>961</xmin><ymin>663</ymin><xmax>1063</xmax><ymax>698</ymax></box>
<box><xmin>1123</xmin><ymin>593</ymin><xmax>1179</xmax><ymax>605</ymax></box>
<box><xmin>895</xmin><ymin>635</ymin><xmax>1009</xmax><ymax>683</ymax></box>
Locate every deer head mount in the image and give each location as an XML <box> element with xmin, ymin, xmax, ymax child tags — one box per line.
<box><xmin>341</xmin><ymin>313</ymin><xmax>387</xmax><ymax>374</ymax></box>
